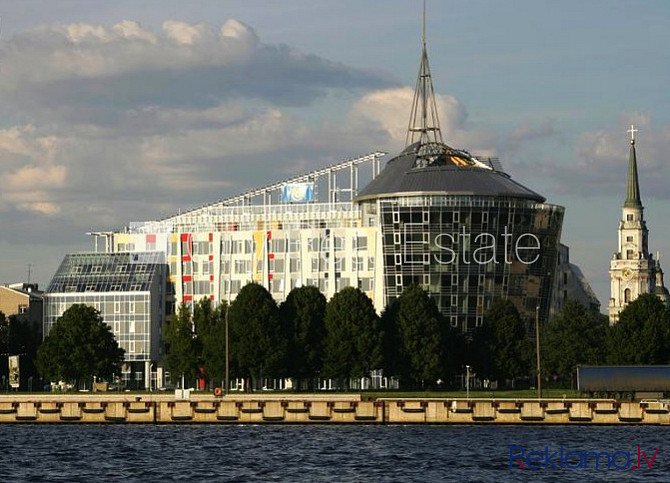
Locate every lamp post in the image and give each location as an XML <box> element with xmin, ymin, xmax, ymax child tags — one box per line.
<box><xmin>535</xmin><ymin>305</ymin><xmax>542</xmax><ymax>400</ymax></box>
<box><xmin>225</xmin><ymin>301</ymin><xmax>229</xmax><ymax>396</ymax></box>
<box><xmin>465</xmin><ymin>365</ymin><xmax>470</xmax><ymax>400</ymax></box>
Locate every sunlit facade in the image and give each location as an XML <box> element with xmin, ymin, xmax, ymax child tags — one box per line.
<box><xmin>43</xmin><ymin>252</ymin><xmax>167</xmax><ymax>389</ymax></box>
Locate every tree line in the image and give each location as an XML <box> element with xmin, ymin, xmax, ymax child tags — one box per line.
<box><xmin>164</xmin><ymin>283</ymin><xmax>460</xmax><ymax>390</ymax></box>
<box><xmin>165</xmin><ymin>284</ymin><xmax>670</xmax><ymax>392</ymax></box>
<box><xmin>7</xmin><ymin>284</ymin><xmax>669</xmax><ymax>391</ymax></box>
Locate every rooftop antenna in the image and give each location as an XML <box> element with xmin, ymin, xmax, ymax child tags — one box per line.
<box><xmin>406</xmin><ymin>0</ymin><xmax>443</xmax><ymax>146</ymax></box>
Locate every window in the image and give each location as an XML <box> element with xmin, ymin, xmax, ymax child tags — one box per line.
<box><xmin>627</xmin><ymin>214</ymin><xmax>634</xmax><ymax>221</ymax></box>
<box><xmin>114</xmin><ymin>301</ymin><xmax>121</xmax><ymax>314</ymax></box>
<box><xmin>626</xmin><ymin>236</ymin><xmax>633</xmax><ymax>243</ymax></box>
<box><xmin>129</xmin><ymin>301</ymin><xmax>135</xmax><ymax>314</ymax></box>
<box><xmin>626</xmin><ymin>249</ymin><xmax>634</xmax><ymax>260</ymax></box>
<box><xmin>91</xmin><ymin>266</ymin><xmax>102</xmax><ymax>274</ymax></box>
<box><xmin>18</xmin><ymin>304</ymin><xmax>28</xmax><ymax>315</ymax></box>
<box><xmin>354</xmin><ymin>236</ymin><xmax>368</xmax><ymax>250</ymax></box>
<box><xmin>624</xmin><ymin>288</ymin><xmax>631</xmax><ymax>303</ymax></box>
<box><xmin>117</xmin><ymin>265</ymin><xmax>128</xmax><ymax>273</ymax></box>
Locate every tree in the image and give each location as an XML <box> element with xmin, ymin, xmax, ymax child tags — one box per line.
<box><xmin>229</xmin><ymin>283</ymin><xmax>286</xmax><ymax>385</ymax></box>
<box><xmin>36</xmin><ymin>304</ymin><xmax>124</xmax><ymax>388</ymax></box>
<box><xmin>323</xmin><ymin>287</ymin><xmax>382</xmax><ymax>382</ymax></box>
<box><xmin>606</xmin><ymin>293</ymin><xmax>670</xmax><ymax>365</ymax></box>
<box><xmin>279</xmin><ymin>286</ymin><xmax>326</xmax><ymax>385</ymax></box>
<box><xmin>542</xmin><ymin>300</ymin><xmax>606</xmax><ymax>388</ymax></box>
<box><xmin>195</xmin><ymin>298</ymin><xmax>228</xmax><ymax>388</ymax></box>
<box><xmin>163</xmin><ymin>303</ymin><xmax>199</xmax><ymax>386</ymax></box>
<box><xmin>382</xmin><ymin>285</ymin><xmax>448</xmax><ymax>388</ymax></box>
<box><xmin>471</xmin><ymin>299</ymin><xmax>532</xmax><ymax>386</ymax></box>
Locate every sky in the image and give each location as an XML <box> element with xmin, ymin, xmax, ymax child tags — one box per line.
<box><xmin>0</xmin><ymin>0</ymin><xmax>668</xmax><ymax>310</ymax></box>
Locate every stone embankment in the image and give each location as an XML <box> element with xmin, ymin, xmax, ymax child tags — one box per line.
<box><xmin>0</xmin><ymin>394</ymin><xmax>668</xmax><ymax>424</ymax></box>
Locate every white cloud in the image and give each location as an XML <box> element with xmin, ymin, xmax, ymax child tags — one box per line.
<box><xmin>348</xmin><ymin>86</ymin><xmax>494</xmax><ymax>155</ymax></box>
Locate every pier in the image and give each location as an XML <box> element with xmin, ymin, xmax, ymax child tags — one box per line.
<box><xmin>0</xmin><ymin>394</ymin><xmax>669</xmax><ymax>424</ymax></box>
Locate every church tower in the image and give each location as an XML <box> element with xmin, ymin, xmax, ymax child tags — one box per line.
<box><xmin>609</xmin><ymin>126</ymin><xmax>655</xmax><ymax>323</ymax></box>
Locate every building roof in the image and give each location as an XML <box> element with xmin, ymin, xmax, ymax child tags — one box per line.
<box><xmin>46</xmin><ymin>252</ymin><xmax>164</xmax><ymax>294</ymax></box>
<box><xmin>356</xmin><ymin>142</ymin><xmax>546</xmax><ymax>202</ymax></box>
<box><xmin>625</xmin><ymin>135</ymin><xmax>642</xmax><ymax>209</ymax></box>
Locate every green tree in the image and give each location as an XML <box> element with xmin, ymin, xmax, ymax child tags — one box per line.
<box><xmin>323</xmin><ymin>287</ymin><xmax>382</xmax><ymax>382</ymax></box>
<box><xmin>471</xmin><ymin>299</ymin><xmax>532</xmax><ymax>386</ymax></box>
<box><xmin>36</xmin><ymin>304</ymin><xmax>124</xmax><ymax>388</ymax></box>
<box><xmin>382</xmin><ymin>285</ymin><xmax>447</xmax><ymax>388</ymax></box>
<box><xmin>279</xmin><ymin>286</ymin><xmax>326</xmax><ymax>386</ymax></box>
<box><xmin>163</xmin><ymin>303</ymin><xmax>199</xmax><ymax>386</ymax></box>
<box><xmin>543</xmin><ymin>300</ymin><xmax>606</xmax><ymax>388</ymax></box>
<box><xmin>606</xmin><ymin>293</ymin><xmax>670</xmax><ymax>364</ymax></box>
<box><xmin>229</xmin><ymin>283</ymin><xmax>286</xmax><ymax>385</ymax></box>
<box><xmin>195</xmin><ymin>298</ymin><xmax>228</xmax><ymax>388</ymax></box>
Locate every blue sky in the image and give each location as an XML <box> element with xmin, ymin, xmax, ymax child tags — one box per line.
<box><xmin>0</xmin><ymin>0</ymin><xmax>669</xmax><ymax>308</ymax></box>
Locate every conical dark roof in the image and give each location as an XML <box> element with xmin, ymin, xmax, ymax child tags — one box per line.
<box><xmin>356</xmin><ymin>142</ymin><xmax>546</xmax><ymax>202</ymax></box>
<box><xmin>624</xmin><ymin>138</ymin><xmax>642</xmax><ymax>208</ymax></box>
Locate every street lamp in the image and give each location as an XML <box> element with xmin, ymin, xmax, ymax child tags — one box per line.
<box><xmin>465</xmin><ymin>365</ymin><xmax>470</xmax><ymax>400</ymax></box>
<box><xmin>225</xmin><ymin>301</ymin><xmax>229</xmax><ymax>395</ymax></box>
<box><xmin>535</xmin><ymin>305</ymin><xmax>542</xmax><ymax>400</ymax></box>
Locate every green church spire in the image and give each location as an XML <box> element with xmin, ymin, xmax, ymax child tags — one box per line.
<box><xmin>624</xmin><ymin>124</ymin><xmax>642</xmax><ymax>208</ymax></box>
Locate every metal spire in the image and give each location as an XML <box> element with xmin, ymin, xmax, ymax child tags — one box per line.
<box><xmin>406</xmin><ymin>0</ymin><xmax>443</xmax><ymax>146</ymax></box>
<box><xmin>624</xmin><ymin>124</ymin><xmax>642</xmax><ymax>208</ymax></box>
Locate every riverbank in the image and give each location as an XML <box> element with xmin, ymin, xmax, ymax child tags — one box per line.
<box><xmin>0</xmin><ymin>394</ymin><xmax>668</xmax><ymax>424</ymax></box>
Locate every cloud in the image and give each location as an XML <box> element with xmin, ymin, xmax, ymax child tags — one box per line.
<box><xmin>0</xmin><ymin>19</ymin><xmax>392</xmax><ymax>116</ymax></box>
<box><xmin>505</xmin><ymin>119</ymin><xmax>557</xmax><ymax>153</ymax></box>
<box><xmin>510</xmin><ymin>113</ymin><xmax>670</xmax><ymax>200</ymax></box>
<box><xmin>348</xmin><ymin>86</ymin><xmax>494</xmax><ymax>155</ymax></box>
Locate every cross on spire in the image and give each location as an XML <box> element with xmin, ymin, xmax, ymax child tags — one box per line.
<box><xmin>628</xmin><ymin>124</ymin><xmax>638</xmax><ymax>144</ymax></box>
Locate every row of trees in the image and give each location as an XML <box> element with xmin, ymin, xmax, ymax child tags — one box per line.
<box><xmin>471</xmin><ymin>293</ymin><xmax>670</xmax><ymax>389</ymax></box>
<box><xmin>164</xmin><ymin>283</ymin><xmax>459</xmax><ymax>390</ymax></box>
<box><xmin>9</xmin><ymin>283</ymin><xmax>669</xmax><ymax>391</ymax></box>
<box><xmin>165</xmin><ymin>282</ymin><xmax>670</xmax><ymax>391</ymax></box>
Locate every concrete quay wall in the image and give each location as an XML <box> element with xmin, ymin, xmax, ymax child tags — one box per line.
<box><xmin>0</xmin><ymin>397</ymin><xmax>668</xmax><ymax>424</ymax></box>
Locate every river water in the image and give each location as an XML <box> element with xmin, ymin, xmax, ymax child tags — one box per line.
<box><xmin>0</xmin><ymin>424</ymin><xmax>667</xmax><ymax>482</ymax></box>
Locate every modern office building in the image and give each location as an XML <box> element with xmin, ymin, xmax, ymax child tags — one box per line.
<box><xmin>83</xmin><ymin>18</ymin><xmax>564</xmax><ymax>333</ymax></box>
<box><xmin>43</xmin><ymin>252</ymin><xmax>167</xmax><ymax>389</ymax></box>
